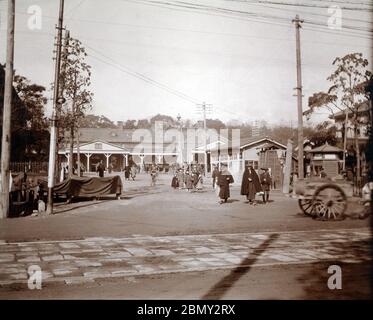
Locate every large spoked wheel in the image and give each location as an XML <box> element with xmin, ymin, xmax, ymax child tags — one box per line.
<box><xmin>312</xmin><ymin>184</ymin><xmax>347</xmax><ymax>220</ymax></box>
<box><xmin>298</xmin><ymin>199</ymin><xmax>314</xmax><ymax>216</ymax></box>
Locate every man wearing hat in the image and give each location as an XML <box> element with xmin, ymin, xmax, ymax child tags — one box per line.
<box><xmin>260</xmin><ymin>167</ymin><xmax>272</xmax><ymax>204</ymax></box>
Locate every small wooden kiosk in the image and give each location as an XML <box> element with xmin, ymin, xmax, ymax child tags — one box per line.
<box><xmin>307</xmin><ymin>142</ymin><xmax>343</xmax><ymax>178</ymax></box>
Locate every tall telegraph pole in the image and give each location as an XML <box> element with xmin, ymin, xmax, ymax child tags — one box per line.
<box><xmin>46</xmin><ymin>0</ymin><xmax>65</xmax><ymax>214</ymax></box>
<box><xmin>0</xmin><ymin>0</ymin><xmax>15</xmax><ymax>219</ymax></box>
<box><xmin>197</xmin><ymin>102</ymin><xmax>212</xmax><ymax>175</ymax></box>
<box><xmin>293</xmin><ymin>15</ymin><xmax>304</xmax><ymax>180</ymax></box>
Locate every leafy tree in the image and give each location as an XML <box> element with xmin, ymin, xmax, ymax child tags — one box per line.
<box><xmin>80</xmin><ymin>114</ymin><xmax>117</xmax><ymax>128</ymax></box>
<box><xmin>136</xmin><ymin>119</ymin><xmax>151</xmax><ymax>129</ymax></box>
<box><xmin>1</xmin><ymin>66</ymin><xmax>49</xmax><ymax>161</ymax></box>
<box><xmin>13</xmin><ymin>75</ymin><xmax>49</xmax><ymax>161</ymax></box>
<box><xmin>150</xmin><ymin>114</ymin><xmax>177</xmax><ymax>129</ymax></box>
<box><xmin>206</xmin><ymin>118</ymin><xmax>226</xmax><ymax>131</ymax></box>
<box><xmin>123</xmin><ymin>119</ymin><xmax>137</xmax><ymax>129</ymax></box>
<box><xmin>59</xmin><ymin>37</ymin><xmax>93</xmax><ymax>175</ymax></box>
<box><xmin>308</xmin><ymin>121</ymin><xmax>337</xmax><ymax>147</ymax></box>
<box><xmin>306</xmin><ymin>53</ymin><xmax>372</xmax><ymax>182</ymax></box>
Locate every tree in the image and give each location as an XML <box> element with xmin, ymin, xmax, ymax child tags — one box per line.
<box><xmin>308</xmin><ymin>121</ymin><xmax>337</xmax><ymax>147</ymax></box>
<box><xmin>13</xmin><ymin>75</ymin><xmax>49</xmax><ymax>161</ymax></box>
<box><xmin>306</xmin><ymin>53</ymin><xmax>372</xmax><ymax>183</ymax></box>
<box><xmin>150</xmin><ymin>114</ymin><xmax>177</xmax><ymax>129</ymax></box>
<box><xmin>1</xmin><ymin>66</ymin><xmax>49</xmax><ymax>162</ymax></box>
<box><xmin>80</xmin><ymin>114</ymin><xmax>117</xmax><ymax>128</ymax></box>
<box><xmin>59</xmin><ymin>37</ymin><xmax>93</xmax><ymax>176</ymax></box>
<box><xmin>206</xmin><ymin>119</ymin><xmax>226</xmax><ymax>131</ymax></box>
<box><xmin>137</xmin><ymin>119</ymin><xmax>151</xmax><ymax>129</ymax></box>
<box><xmin>122</xmin><ymin>119</ymin><xmax>136</xmax><ymax>129</ymax></box>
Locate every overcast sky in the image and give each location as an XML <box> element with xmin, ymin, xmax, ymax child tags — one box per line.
<box><xmin>0</xmin><ymin>0</ymin><xmax>372</xmax><ymax>126</ymax></box>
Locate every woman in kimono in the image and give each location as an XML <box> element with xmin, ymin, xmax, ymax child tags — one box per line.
<box><xmin>185</xmin><ymin>171</ymin><xmax>194</xmax><ymax>192</ymax></box>
<box><xmin>241</xmin><ymin>165</ymin><xmax>262</xmax><ymax>205</ymax></box>
<box><xmin>195</xmin><ymin>173</ymin><xmax>203</xmax><ymax>190</ymax></box>
<box><xmin>217</xmin><ymin>164</ymin><xmax>234</xmax><ymax>204</ymax></box>
<box><xmin>176</xmin><ymin>169</ymin><xmax>184</xmax><ymax>189</ymax></box>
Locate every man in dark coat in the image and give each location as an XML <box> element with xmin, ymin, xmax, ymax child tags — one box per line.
<box><xmin>124</xmin><ymin>166</ymin><xmax>130</xmax><ymax>180</ymax></box>
<box><xmin>97</xmin><ymin>161</ymin><xmax>105</xmax><ymax>178</ymax></box>
<box><xmin>171</xmin><ymin>173</ymin><xmax>179</xmax><ymax>189</ymax></box>
<box><xmin>260</xmin><ymin>167</ymin><xmax>272</xmax><ymax>204</ymax></box>
<box><xmin>217</xmin><ymin>164</ymin><xmax>234</xmax><ymax>204</ymax></box>
<box><xmin>241</xmin><ymin>165</ymin><xmax>262</xmax><ymax>205</ymax></box>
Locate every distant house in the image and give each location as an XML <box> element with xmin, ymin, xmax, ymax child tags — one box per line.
<box><xmin>306</xmin><ymin>142</ymin><xmax>343</xmax><ymax>177</ymax></box>
<box><xmin>329</xmin><ymin>101</ymin><xmax>370</xmax><ymax>144</ymax></box>
<box><xmin>58</xmin><ymin>126</ymin><xmax>181</xmax><ymax>172</ymax></box>
<box><xmin>208</xmin><ymin>136</ymin><xmax>297</xmax><ymax>187</ymax></box>
<box><xmin>329</xmin><ymin>100</ymin><xmax>371</xmax><ymax>180</ymax></box>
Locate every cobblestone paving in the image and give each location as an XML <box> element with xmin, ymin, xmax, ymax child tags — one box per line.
<box><xmin>0</xmin><ymin>228</ymin><xmax>371</xmax><ymax>288</ymax></box>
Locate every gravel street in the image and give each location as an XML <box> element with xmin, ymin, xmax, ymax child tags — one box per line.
<box><xmin>0</xmin><ymin>174</ymin><xmax>371</xmax><ymax>299</ymax></box>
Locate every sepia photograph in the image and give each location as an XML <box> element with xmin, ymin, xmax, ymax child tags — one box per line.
<box><xmin>0</xmin><ymin>0</ymin><xmax>372</xmax><ymax>304</ymax></box>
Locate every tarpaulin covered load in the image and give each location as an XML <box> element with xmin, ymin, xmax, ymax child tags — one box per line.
<box><xmin>44</xmin><ymin>176</ymin><xmax>122</xmax><ymax>198</ymax></box>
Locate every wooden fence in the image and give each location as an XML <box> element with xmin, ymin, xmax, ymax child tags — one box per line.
<box><xmin>10</xmin><ymin>162</ymin><xmax>49</xmax><ymax>174</ymax></box>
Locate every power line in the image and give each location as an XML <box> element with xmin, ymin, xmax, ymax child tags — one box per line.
<box><xmin>121</xmin><ymin>0</ymin><xmax>373</xmax><ymax>37</ymax></box>
<box><xmin>86</xmin><ymin>46</ymin><xmax>202</xmax><ymax>104</ymax></box>
<box><xmin>229</xmin><ymin>0</ymin><xmax>373</xmax><ymax>11</ymax></box>
<box><xmin>226</xmin><ymin>0</ymin><xmax>373</xmax><ymax>26</ymax></box>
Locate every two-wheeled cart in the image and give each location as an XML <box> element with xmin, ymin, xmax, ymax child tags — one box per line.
<box><xmin>295</xmin><ymin>177</ymin><xmax>353</xmax><ymax>220</ymax></box>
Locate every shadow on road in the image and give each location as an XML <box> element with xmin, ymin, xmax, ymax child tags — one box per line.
<box><xmin>54</xmin><ymin>200</ymin><xmax>109</xmax><ymax>215</ymax></box>
<box><xmin>201</xmin><ymin>233</ymin><xmax>279</xmax><ymax>299</ymax></box>
<box><xmin>296</xmin><ymin>238</ymin><xmax>372</xmax><ymax>299</ymax></box>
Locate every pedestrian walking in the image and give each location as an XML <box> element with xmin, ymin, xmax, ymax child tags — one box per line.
<box><xmin>192</xmin><ymin>169</ymin><xmax>199</xmax><ymax>188</ymax></box>
<box><xmin>217</xmin><ymin>164</ymin><xmax>234</xmax><ymax>204</ymax></box>
<box><xmin>130</xmin><ymin>165</ymin><xmax>137</xmax><ymax>180</ymax></box>
<box><xmin>260</xmin><ymin>167</ymin><xmax>272</xmax><ymax>204</ymax></box>
<box><xmin>176</xmin><ymin>168</ymin><xmax>184</xmax><ymax>189</ymax></box>
<box><xmin>97</xmin><ymin>160</ymin><xmax>105</xmax><ymax>178</ymax></box>
<box><xmin>212</xmin><ymin>165</ymin><xmax>219</xmax><ymax>189</ymax></box>
<box><xmin>195</xmin><ymin>173</ymin><xmax>203</xmax><ymax>190</ymax></box>
<box><xmin>185</xmin><ymin>171</ymin><xmax>193</xmax><ymax>192</ymax></box>
<box><xmin>241</xmin><ymin>165</ymin><xmax>262</xmax><ymax>205</ymax></box>
<box><xmin>171</xmin><ymin>173</ymin><xmax>179</xmax><ymax>189</ymax></box>
<box><xmin>150</xmin><ymin>165</ymin><xmax>158</xmax><ymax>187</ymax></box>
<box><xmin>124</xmin><ymin>166</ymin><xmax>130</xmax><ymax>180</ymax></box>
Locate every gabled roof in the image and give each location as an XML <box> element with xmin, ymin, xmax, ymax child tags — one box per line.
<box><xmin>308</xmin><ymin>142</ymin><xmax>343</xmax><ymax>153</ymax></box>
<box><xmin>329</xmin><ymin>101</ymin><xmax>370</xmax><ymax>121</ymax></box>
<box><xmin>72</xmin><ymin>128</ymin><xmax>134</xmax><ymax>143</ymax></box>
<box><xmin>240</xmin><ymin>136</ymin><xmax>287</xmax><ymax>150</ymax></box>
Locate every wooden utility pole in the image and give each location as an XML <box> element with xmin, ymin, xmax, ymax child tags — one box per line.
<box><xmin>282</xmin><ymin>139</ymin><xmax>293</xmax><ymax>194</ymax></box>
<box><xmin>342</xmin><ymin>109</ymin><xmax>348</xmax><ymax>170</ymax></box>
<box><xmin>0</xmin><ymin>0</ymin><xmax>15</xmax><ymax>219</ymax></box>
<box><xmin>293</xmin><ymin>15</ymin><xmax>304</xmax><ymax>180</ymax></box>
<box><xmin>203</xmin><ymin>102</ymin><xmax>207</xmax><ymax>175</ymax></box>
<box><xmin>56</xmin><ymin>29</ymin><xmax>69</xmax><ymax>182</ymax></box>
<box><xmin>46</xmin><ymin>0</ymin><xmax>65</xmax><ymax>215</ymax></box>
<box><xmin>196</xmin><ymin>102</ymin><xmax>212</xmax><ymax>175</ymax></box>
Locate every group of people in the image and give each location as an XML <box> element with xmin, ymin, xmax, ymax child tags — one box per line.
<box><xmin>212</xmin><ymin>164</ymin><xmax>272</xmax><ymax>205</ymax></box>
<box><xmin>171</xmin><ymin>167</ymin><xmax>204</xmax><ymax>192</ymax></box>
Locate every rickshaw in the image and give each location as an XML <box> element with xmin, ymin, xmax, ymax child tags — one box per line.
<box><xmin>294</xmin><ymin>143</ymin><xmax>353</xmax><ymax>220</ymax></box>
<box><xmin>295</xmin><ymin>178</ymin><xmax>353</xmax><ymax>220</ymax></box>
